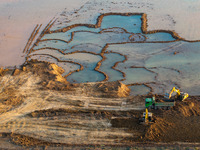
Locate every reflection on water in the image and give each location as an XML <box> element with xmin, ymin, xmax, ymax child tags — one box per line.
<box><xmin>29</xmin><ymin>14</ymin><xmax>200</xmax><ymax>95</ymax></box>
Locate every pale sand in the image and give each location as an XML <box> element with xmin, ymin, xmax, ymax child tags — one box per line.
<box><xmin>0</xmin><ymin>0</ymin><xmax>88</xmax><ymax>68</ymax></box>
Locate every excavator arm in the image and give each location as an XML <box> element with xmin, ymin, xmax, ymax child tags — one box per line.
<box><xmin>168</xmin><ymin>87</ymin><xmax>180</xmax><ymax>99</ymax></box>
<box><xmin>168</xmin><ymin>87</ymin><xmax>188</xmax><ymax>101</ymax></box>
<box><xmin>145</xmin><ymin>108</ymin><xmax>148</xmax><ymax>122</ymax></box>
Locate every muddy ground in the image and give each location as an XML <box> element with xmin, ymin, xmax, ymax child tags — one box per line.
<box><xmin>0</xmin><ymin>61</ymin><xmax>199</xmax><ymax>149</ymax></box>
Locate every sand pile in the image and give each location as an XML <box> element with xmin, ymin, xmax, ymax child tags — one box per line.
<box><xmin>173</xmin><ymin>100</ymin><xmax>200</xmax><ymax>117</ymax></box>
<box><xmin>144</xmin><ymin>99</ymin><xmax>200</xmax><ymax>142</ymax></box>
<box><xmin>144</xmin><ymin>118</ymin><xmax>173</xmax><ymax>142</ymax></box>
<box><xmin>22</xmin><ymin>60</ymin><xmax>69</xmax><ymax>90</ymax></box>
<box><xmin>95</xmin><ymin>81</ymin><xmax>130</xmax><ymax>97</ymax></box>
<box><xmin>0</xmin><ymin>68</ymin><xmax>9</xmax><ymax>76</ymax></box>
<box><xmin>0</xmin><ymin>61</ymin><xmax>70</xmax><ymax>114</ymax></box>
<box><xmin>75</xmin><ymin>81</ymin><xmax>130</xmax><ymax>98</ymax></box>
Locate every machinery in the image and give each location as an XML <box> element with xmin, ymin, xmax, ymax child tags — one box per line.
<box><xmin>139</xmin><ymin>108</ymin><xmax>153</xmax><ymax>124</ymax></box>
<box><xmin>145</xmin><ymin>96</ymin><xmax>175</xmax><ymax>109</ymax></box>
<box><xmin>165</xmin><ymin>87</ymin><xmax>189</xmax><ymax>101</ymax></box>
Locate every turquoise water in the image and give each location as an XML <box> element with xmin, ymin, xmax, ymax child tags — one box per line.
<box><xmin>121</xmin><ymin>68</ymin><xmax>156</xmax><ymax>85</ymax></box>
<box><xmin>29</xmin><ymin>14</ymin><xmax>200</xmax><ymax>95</ymax></box>
<box><xmin>65</xmin><ymin>43</ymin><xmax>103</xmax><ymax>54</ymax></box>
<box><xmin>128</xmin><ymin>85</ymin><xmax>151</xmax><ymax>96</ymax></box>
<box><xmin>145</xmin><ymin>32</ymin><xmax>176</xmax><ymax>42</ymax></box>
<box><xmin>30</xmin><ymin>49</ymin><xmax>103</xmax><ymax>67</ymax></box>
<box><xmin>67</xmin><ymin>31</ymin><xmax>132</xmax><ymax>48</ymax></box>
<box><xmin>42</xmin><ymin>26</ymin><xmax>101</xmax><ymax>42</ymax></box>
<box><xmin>35</xmin><ymin>31</ymin><xmax>134</xmax><ymax>52</ymax></box>
<box><xmin>30</xmin><ymin>49</ymin><xmax>106</xmax><ymax>83</ymax></box>
<box><xmin>99</xmin><ymin>53</ymin><xmax>125</xmax><ymax>81</ymax></box>
<box><xmin>66</xmin><ymin>65</ymin><xmax>105</xmax><ymax>83</ymax></box>
<box><xmin>102</xmin><ymin>40</ymin><xmax>200</xmax><ymax>95</ymax></box>
<box><xmin>101</xmin><ymin>15</ymin><xmax>142</xmax><ymax>33</ymax></box>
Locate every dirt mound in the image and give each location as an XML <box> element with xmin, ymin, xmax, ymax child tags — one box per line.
<box><xmin>144</xmin><ymin>117</ymin><xmax>173</xmax><ymax>142</ymax></box>
<box><xmin>173</xmin><ymin>100</ymin><xmax>200</xmax><ymax>117</ymax></box>
<box><xmin>0</xmin><ymin>68</ymin><xmax>9</xmax><ymax>76</ymax></box>
<box><xmin>144</xmin><ymin>99</ymin><xmax>200</xmax><ymax>142</ymax></box>
<box><xmin>76</xmin><ymin>81</ymin><xmax>130</xmax><ymax>98</ymax></box>
<box><xmin>0</xmin><ymin>61</ymin><xmax>71</xmax><ymax>115</ymax></box>
<box><xmin>22</xmin><ymin>60</ymin><xmax>70</xmax><ymax>90</ymax></box>
<box><xmin>95</xmin><ymin>81</ymin><xmax>130</xmax><ymax>97</ymax></box>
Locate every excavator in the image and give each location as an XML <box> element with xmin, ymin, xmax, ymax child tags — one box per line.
<box><xmin>165</xmin><ymin>87</ymin><xmax>189</xmax><ymax>101</ymax></box>
<box><xmin>139</xmin><ymin>108</ymin><xmax>153</xmax><ymax>125</ymax></box>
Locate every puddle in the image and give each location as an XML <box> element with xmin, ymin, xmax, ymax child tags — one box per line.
<box><xmin>67</xmin><ymin>69</ymin><xmax>105</xmax><ymax>83</ymax></box>
<box><xmin>99</xmin><ymin>53</ymin><xmax>125</xmax><ymax>81</ymax></box>
<box><xmin>128</xmin><ymin>85</ymin><xmax>151</xmax><ymax>96</ymax></box>
<box><xmin>121</xmin><ymin>68</ymin><xmax>156</xmax><ymax>85</ymax></box>
<box><xmin>41</xmin><ymin>26</ymin><xmax>101</xmax><ymax>42</ymax></box>
<box><xmin>66</xmin><ymin>43</ymin><xmax>103</xmax><ymax>54</ymax></box>
<box><xmin>35</xmin><ymin>31</ymin><xmax>135</xmax><ymax>52</ymax></box>
<box><xmin>101</xmin><ymin>15</ymin><xmax>142</xmax><ymax>33</ymax></box>
<box><xmin>34</xmin><ymin>40</ymin><xmax>68</xmax><ymax>51</ymax></box>
<box><xmin>145</xmin><ymin>32</ymin><xmax>176</xmax><ymax>42</ymax></box>
<box><xmin>30</xmin><ymin>49</ymin><xmax>102</xmax><ymax>64</ymax></box>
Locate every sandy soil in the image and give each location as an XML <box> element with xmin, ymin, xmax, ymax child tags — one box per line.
<box><xmin>0</xmin><ymin>61</ymin><xmax>199</xmax><ymax>149</ymax></box>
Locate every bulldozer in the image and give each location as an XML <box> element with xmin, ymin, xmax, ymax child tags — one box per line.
<box><xmin>165</xmin><ymin>87</ymin><xmax>189</xmax><ymax>101</ymax></box>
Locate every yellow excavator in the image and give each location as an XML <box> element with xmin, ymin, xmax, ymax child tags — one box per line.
<box><xmin>165</xmin><ymin>87</ymin><xmax>189</xmax><ymax>101</ymax></box>
<box><xmin>139</xmin><ymin>108</ymin><xmax>153</xmax><ymax>124</ymax></box>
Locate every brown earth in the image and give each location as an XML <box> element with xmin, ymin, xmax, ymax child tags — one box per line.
<box><xmin>0</xmin><ymin>61</ymin><xmax>199</xmax><ymax>149</ymax></box>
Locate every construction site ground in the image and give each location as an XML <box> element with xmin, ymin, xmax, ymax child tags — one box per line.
<box><xmin>0</xmin><ymin>61</ymin><xmax>199</xmax><ymax>149</ymax></box>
